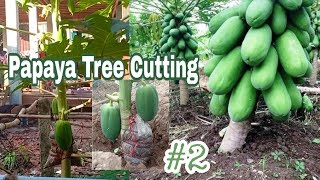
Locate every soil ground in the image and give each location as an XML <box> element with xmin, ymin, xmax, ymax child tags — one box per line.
<box><xmin>0</xmin><ymin>117</ymin><xmax>93</xmax><ymax>177</ymax></box>
<box><xmin>131</xmin><ymin>75</ymin><xmax>320</xmax><ymax>180</ymax></box>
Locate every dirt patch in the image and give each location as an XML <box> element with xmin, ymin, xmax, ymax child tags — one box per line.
<box><xmin>92</xmin><ymin>80</ymin><xmax>169</xmax><ymax>169</ymax></box>
<box><xmin>131</xmin><ymin>79</ymin><xmax>320</xmax><ymax>180</ymax></box>
<box><xmin>0</xmin><ymin>118</ymin><xmax>93</xmax><ymax>176</ymax></box>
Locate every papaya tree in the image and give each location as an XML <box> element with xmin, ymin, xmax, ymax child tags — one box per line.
<box><xmin>16</xmin><ymin>0</ymin><xmax>129</xmax><ymax>177</ymax></box>
<box><xmin>206</xmin><ymin>0</ymin><xmax>314</xmax><ymax>153</ymax></box>
<box><xmin>131</xmin><ymin>0</ymin><xmax>200</xmax><ymax>106</ymax></box>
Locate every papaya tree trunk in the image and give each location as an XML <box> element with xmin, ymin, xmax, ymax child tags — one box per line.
<box><xmin>119</xmin><ymin>80</ymin><xmax>132</xmax><ymax>134</ymax></box>
<box><xmin>50</xmin><ymin>0</ymin><xmax>71</xmax><ymax>176</ymax></box>
<box><xmin>179</xmin><ymin>80</ymin><xmax>189</xmax><ymax>105</ymax></box>
<box><xmin>310</xmin><ymin>50</ymin><xmax>318</xmax><ymax>86</ymax></box>
<box><xmin>57</xmin><ymin>80</ymin><xmax>71</xmax><ymax>177</ymax></box>
<box><xmin>218</xmin><ymin>119</ymin><xmax>251</xmax><ymax>153</ymax></box>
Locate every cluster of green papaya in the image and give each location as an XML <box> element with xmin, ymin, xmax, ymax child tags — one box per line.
<box><xmin>205</xmin><ymin>0</ymin><xmax>314</xmax><ymax>122</ymax></box>
<box><xmin>160</xmin><ymin>11</ymin><xmax>198</xmax><ymax>60</ymax></box>
<box><xmin>100</xmin><ymin>83</ymin><xmax>159</xmax><ymax>142</ymax></box>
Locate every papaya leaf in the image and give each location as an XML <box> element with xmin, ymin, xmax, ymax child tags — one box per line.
<box><xmin>68</xmin><ymin>35</ymin><xmax>88</xmax><ymax>60</ymax></box>
<box><xmin>45</xmin><ymin>38</ymin><xmax>70</xmax><ymax>59</ymax></box>
<box><xmin>112</xmin><ymin>19</ymin><xmax>129</xmax><ymax>39</ymax></box>
<box><xmin>82</xmin><ymin>14</ymin><xmax>129</xmax><ymax>58</ymax></box>
<box><xmin>67</xmin><ymin>0</ymin><xmax>75</xmax><ymax>15</ymax></box>
<box><xmin>10</xmin><ymin>79</ymin><xmax>32</xmax><ymax>93</ymax></box>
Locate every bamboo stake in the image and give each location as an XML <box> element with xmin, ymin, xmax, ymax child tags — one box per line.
<box><xmin>0</xmin><ymin>108</ymin><xmax>26</xmax><ymax>131</ymax></box>
<box><xmin>0</xmin><ymin>98</ymin><xmax>39</xmax><ymax>129</ymax></box>
<box><xmin>65</xmin><ymin>98</ymin><xmax>92</xmax><ymax>114</ymax></box>
<box><xmin>38</xmin><ymin>88</ymin><xmax>58</xmax><ymax>97</ymax></box>
<box><xmin>71</xmin><ymin>153</ymin><xmax>92</xmax><ymax>158</ymax></box>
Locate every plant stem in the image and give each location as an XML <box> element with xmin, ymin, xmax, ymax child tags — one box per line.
<box><xmin>119</xmin><ymin>80</ymin><xmax>132</xmax><ymax>133</ymax></box>
<box><xmin>157</xmin><ymin>0</ymin><xmax>174</xmax><ymax>15</ymax></box>
<box><xmin>106</xmin><ymin>94</ymin><xmax>120</xmax><ymax>102</ymax></box>
<box><xmin>57</xmin><ymin>80</ymin><xmax>68</xmax><ymax>120</ymax></box>
<box><xmin>178</xmin><ymin>0</ymin><xmax>200</xmax><ymax>26</ymax></box>
<box><xmin>61</xmin><ymin>157</ymin><xmax>71</xmax><ymax>177</ymax></box>
<box><xmin>57</xmin><ymin>81</ymin><xmax>71</xmax><ymax>178</ymax></box>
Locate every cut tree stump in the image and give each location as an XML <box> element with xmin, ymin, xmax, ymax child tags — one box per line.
<box><xmin>218</xmin><ymin>120</ymin><xmax>251</xmax><ymax>153</ymax></box>
<box><xmin>38</xmin><ymin>98</ymin><xmax>54</xmax><ymax>176</ymax></box>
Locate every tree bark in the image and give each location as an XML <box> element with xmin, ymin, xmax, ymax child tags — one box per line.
<box><xmin>179</xmin><ymin>80</ymin><xmax>189</xmax><ymax>106</ymax></box>
<box><xmin>310</xmin><ymin>50</ymin><xmax>318</xmax><ymax>86</ymax></box>
<box><xmin>38</xmin><ymin>98</ymin><xmax>54</xmax><ymax>176</ymax></box>
<box><xmin>218</xmin><ymin>120</ymin><xmax>251</xmax><ymax>153</ymax></box>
